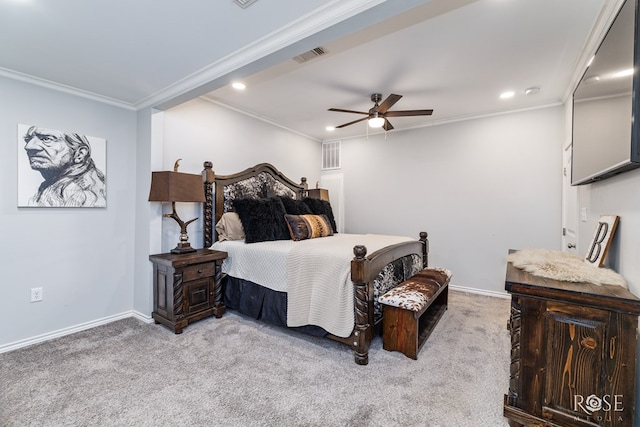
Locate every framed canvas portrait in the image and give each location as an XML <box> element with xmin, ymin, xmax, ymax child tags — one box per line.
<box><xmin>17</xmin><ymin>124</ymin><xmax>107</xmax><ymax>207</ymax></box>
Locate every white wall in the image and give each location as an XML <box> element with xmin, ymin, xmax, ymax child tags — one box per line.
<box><xmin>331</xmin><ymin>106</ymin><xmax>564</xmax><ymax>295</ymax></box>
<box><xmin>576</xmin><ymin>166</ymin><xmax>640</xmax><ymax>293</ymax></box>
<box><xmin>132</xmin><ymin>107</ymin><xmax>159</xmax><ymax>318</ymax></box>
<box><xmin>158</xmin><ymin>98</ymin><xmax>322</xmax><ymax>252</ymax></box>
<box><xmin>0</xmin><ymin>76</ymin><xmax>138</xmax><ymax>349</ymax></box>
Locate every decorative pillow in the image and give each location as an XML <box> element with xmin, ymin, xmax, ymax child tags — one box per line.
<box><xmin>267</xmin><ymin>196</ymin><xmax>291</xmax><ymax>241</ymax></box>
<box><xmin>303</xmin><ymin>198</ymin><xmax>337</xmax><ymax>233</ymax></box>
<box><xmin>284</xmin><ymin>214</ymin><xmax>334</xmax><ymax>241</ymax></box>
<box><xmin>233</xmin><ymin>198</ymin><xmax>274</xmax><ymax>243</ymax></box>
<box><xmin>233</xmin><ymin>197</ymin><xmax>290</xmax><ymax>243</ymax></box>
<box><xmin>278</xmin><ymin>196</ymin><xmax>312</xmax><ymax>215</ymax></box>
<box><xmin>215</xmin><ymin>212</ymin><xmax>245</xmax><ymax>241</ymax></box>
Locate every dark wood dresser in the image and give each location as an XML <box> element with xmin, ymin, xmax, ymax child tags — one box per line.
<box><xmin>149</xmin><ymin>249</ymin><xmax>227</xmax><ymax>334</ymax></box>
<box><xmin>503</xmin><ymin>257</ymin><xmax>640</xmax><ymax>427</ymax></box>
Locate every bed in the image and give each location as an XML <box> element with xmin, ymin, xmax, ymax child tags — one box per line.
<box><xmin>201</xmin><ymin>162</ymin><xmax>429</xmax><ymax>365</ymax></box>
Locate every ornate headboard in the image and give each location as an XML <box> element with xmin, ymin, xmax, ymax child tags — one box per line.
<box><xmin>202</xmin><ymin>162</ymin><xmax>305</xmax><ymax>247</ymax></box>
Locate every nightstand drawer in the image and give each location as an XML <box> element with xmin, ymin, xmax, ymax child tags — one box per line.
<box><xmin>183</xmin><ymin>263</ymin><xmax>215</xmax><ymax>282</ymax></box>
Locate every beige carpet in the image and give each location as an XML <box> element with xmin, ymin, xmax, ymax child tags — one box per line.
<box><xmin>0</xmin><ymin>290</ymin><xmax>511</xmax><ymax>426</ymax></box>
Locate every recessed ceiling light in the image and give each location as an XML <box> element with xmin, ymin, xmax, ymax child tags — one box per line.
<box><xmin>325</xmin><ymin>126</ymin><xmax>335</xmax><ymax>132</ymax></box>
<box><xmin>524</xmin><ymin>87</ymin><xmax>540</xmax><ymax>95</ymax></box>
<box><xmin>232</xmin><ymin>82</ymin><xmax>246</xmax><ymax>90</ymax></box>
<box><xmin>500</xmin><ymin>91</ymin><xmax>515</xmax><ymax>99</ymax></box>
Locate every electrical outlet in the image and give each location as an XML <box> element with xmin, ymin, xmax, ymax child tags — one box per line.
<box><xmin>30</xmin><ymin>287</ymin><xmax>43</xmax><ymax>302</ymax></box>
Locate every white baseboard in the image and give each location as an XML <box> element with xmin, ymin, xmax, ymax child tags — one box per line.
<box><xmin>132</xmin><ymin>310</ymin><xmax>154</xmax><ymax>324</ymax></box>
<box><xmin>0</xmin><ymin>311</ymin><xmax>151</xmax><ymax>354</ymax></box>
<box><xmin>1</xmin><ymin>287</ymin><xmax>507</xmax><ymax>354</ymax></box>
<box><xmin>449</xmin><ymin>284</ymin><xmax>511</xmax><ymax>299</ymax></box>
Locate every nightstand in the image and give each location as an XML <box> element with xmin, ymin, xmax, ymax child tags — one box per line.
<box><xmin>149</xmin><ymin>248</ymin><xmax>227</xmax><ymax>334</ymax></box>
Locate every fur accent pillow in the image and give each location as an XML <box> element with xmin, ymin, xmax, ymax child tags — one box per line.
<box><xmin>233</xmin><ymin>197</ymin><xmax>290</xmax><ymax>243</ymax></box>
<box><xmin>215</xmin><ymin>212</ymin><xmax>245</xmax><ymax>241</ymax></box>
<box><xmin>284</xmin><ymin>214</ymin><xmax>334</xmax><ymax>241</ymax></box>
<box><xmin>278</xmin><ymin>196</ymin><xmax>312</xmax><ymax>215</ymax></box>
<box><xmin>267</xmin><ymin>197</ymin><xmax>292</xmax><ymax>241</ymax></box>
<box><xmin>303</xmin><ymin>198</ymin><xmax>337</xmax><ymax>233</ymax></box>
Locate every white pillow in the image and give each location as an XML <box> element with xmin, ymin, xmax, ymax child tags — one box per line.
<box><xmin>215</xmin><ymin>212</ymin><xmax>245</xmax><ymax>241</ymax></box>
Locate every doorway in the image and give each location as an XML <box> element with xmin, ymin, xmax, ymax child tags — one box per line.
<box><xmin>562</xmin><ymin>144</ymin><xmax>578</xmax><ymax>253</ymax></box>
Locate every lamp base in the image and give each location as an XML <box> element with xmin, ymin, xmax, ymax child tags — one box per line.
<box><xmin>170</xmin><ymin>242</ymin><xmax>197</xmax><ymax>254</ymax></box>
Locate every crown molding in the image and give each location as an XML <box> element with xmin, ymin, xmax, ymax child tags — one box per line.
<box><xmin>0</xmin><ymin>66</ymin><xmax>137</xmax><ymax>111</ymax></box>
<box><xmin>200</xmin><ymin>95</ymin><xmax>321</xmax><ymax>142</ymax></box>
<box><xmin>135</xmin><ymin>0</ymin><xmax>387</xmax><ymax>111</ymax></box>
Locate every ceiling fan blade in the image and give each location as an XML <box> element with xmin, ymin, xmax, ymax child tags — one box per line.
<box><xmin>383</xmin><ymin>119</ymin><xmax>394</xmax><ymax>131</ymax></box>
<box><xmin>328</xmin><ymin>108</ymin><xmax>369</xmax><ymax>115</ymax></box>
<box><xmin>335</xmin><ymin>116</ymin><xmax>369</xmax><ymax>128</ymax></box>
<box><xmin>385</xmin><ymin>109</ymin><xmax>433</xmax><ymax>117</ymax></box>
<box><xmin>377</xmin><ymin>94</ymin><xmax>403</xmax><ymax>114</ymax></box>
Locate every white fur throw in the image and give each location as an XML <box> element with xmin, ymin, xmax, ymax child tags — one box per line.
<box><xmin>506</xmin><ymin>249</ymin><xmax>627</xmax><ymax>288</ymax></box>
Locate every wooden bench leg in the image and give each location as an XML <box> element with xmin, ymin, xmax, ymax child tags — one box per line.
<box><xmin>383</xmin><ymin>306</ymin><xmax>419</xmax><ymax>360</ymax></box>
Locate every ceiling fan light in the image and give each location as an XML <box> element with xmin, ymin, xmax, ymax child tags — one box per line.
<box><xmin>368</xmin><ymin>116</ymin><xmax>385</xmax><ymax>128</ymax></box>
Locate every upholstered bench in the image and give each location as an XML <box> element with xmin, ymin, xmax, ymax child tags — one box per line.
<box><xmin>379</xmin><ymin>268</ymin><xmax>451</xmax><ymax>360</ymax></box>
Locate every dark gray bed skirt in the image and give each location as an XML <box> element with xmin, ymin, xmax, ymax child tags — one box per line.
<box><xmin>223</xmin><ymin>275</ymin><xmax>328</xmax><ymax>337</ymax></box>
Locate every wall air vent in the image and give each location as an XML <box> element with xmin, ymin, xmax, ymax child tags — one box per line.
<box><xmin>234</xmin><ymin>0</ymin><xmax>258</xmax><ymax>8</ymax></box>
<box><xmin>293</xmin><ymin>47</ymin><xmax>328</xmax><ymax>64</ymax></box>
<box><xmin>322</xmin><ymin>141</ymin><xmax>341</xmax><ymax>170</ymax></box>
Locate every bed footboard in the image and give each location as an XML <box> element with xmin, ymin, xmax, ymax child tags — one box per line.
<box><xmin>345</xmin><ymin>232</ymin><xmax>429</xmax><ymax>365</ymax></box>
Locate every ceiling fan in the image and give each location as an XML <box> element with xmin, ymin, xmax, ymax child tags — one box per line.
<box><xmin>328</xmin><ymin>93</ymin><xmax>433</xmax><ymax>131</ymax></box>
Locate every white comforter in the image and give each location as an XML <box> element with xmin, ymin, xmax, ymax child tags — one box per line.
<box><xmin>212</xmin><ymin>239</ymin><xmax>296</xmax><ymax>292</ymax></box>
<box><xmin>212</xmin><ymin>233</ymin><xmax>414</xmax><ymax>337</ymax></box>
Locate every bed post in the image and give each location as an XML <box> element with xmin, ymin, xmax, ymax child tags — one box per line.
<box><xmin>351</xmin><ymin>244</ymin><xmax>371</xmax><ymax>365</ymax></box>
<box><xmin>420</xmin><ymin>231</ymin><xmax>429</xmax><ymax>268</ymax></box>
<box><xmin>202</xmin><ymin>161</ymin><xmax>215</xmax><ymax>248</ymax></box>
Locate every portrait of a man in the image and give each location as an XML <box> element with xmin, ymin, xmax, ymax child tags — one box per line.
<box><xmin>17</xmin><ymin>124</ymin><xmax>107</xmax><ymax>207</ymax></box>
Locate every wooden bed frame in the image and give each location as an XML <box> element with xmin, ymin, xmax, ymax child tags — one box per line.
<box><xmin>201</xmin><ymin>161</ymin><xmax>429</xmax><ymax>365</ymax></box>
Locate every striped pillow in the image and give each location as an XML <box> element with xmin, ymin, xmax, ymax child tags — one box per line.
<box><xmin>284</xmin><ymin>214</ymin><xmax>334</xmax><ymax>241</ymax></box>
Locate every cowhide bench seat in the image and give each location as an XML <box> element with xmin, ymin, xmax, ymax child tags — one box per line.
<box><xmin>379</xmin><ymin>268</ymin><xmax>451</xmax><ymax>360</ymax></box>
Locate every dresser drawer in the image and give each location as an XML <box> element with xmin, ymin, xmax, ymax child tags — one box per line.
<box><xmin>182</xmin><ymin>262</ymin><xmax>215</xmax><ymax>282</ymax></box>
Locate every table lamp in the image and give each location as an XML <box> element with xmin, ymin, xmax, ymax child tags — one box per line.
<box><xmin>148</xmin><ymin>159</ymin><xmax>205</xmax><ymax>254</ymax></box>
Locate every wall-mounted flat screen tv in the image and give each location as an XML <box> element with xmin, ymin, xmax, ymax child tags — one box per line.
<box><xmin>572</xmin><ymin>0</ymin><xmax>640</xmax><ymax>185</ymax></box>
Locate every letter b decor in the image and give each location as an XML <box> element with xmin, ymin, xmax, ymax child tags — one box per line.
<box><xmin>585</xmin><ymin>215</ymin><xmax>619</xmax><ymax>267</ymax></box>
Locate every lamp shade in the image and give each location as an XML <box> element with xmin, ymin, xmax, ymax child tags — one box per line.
<box><xmin>148</xmin><ymin>171</ymin><xmax>205</xmax><ymax>203</ymax></box>
<box><xmin>306</xmin><ymin>188</ymin><xmax>330</xmax><ymax>202</ymax></box>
